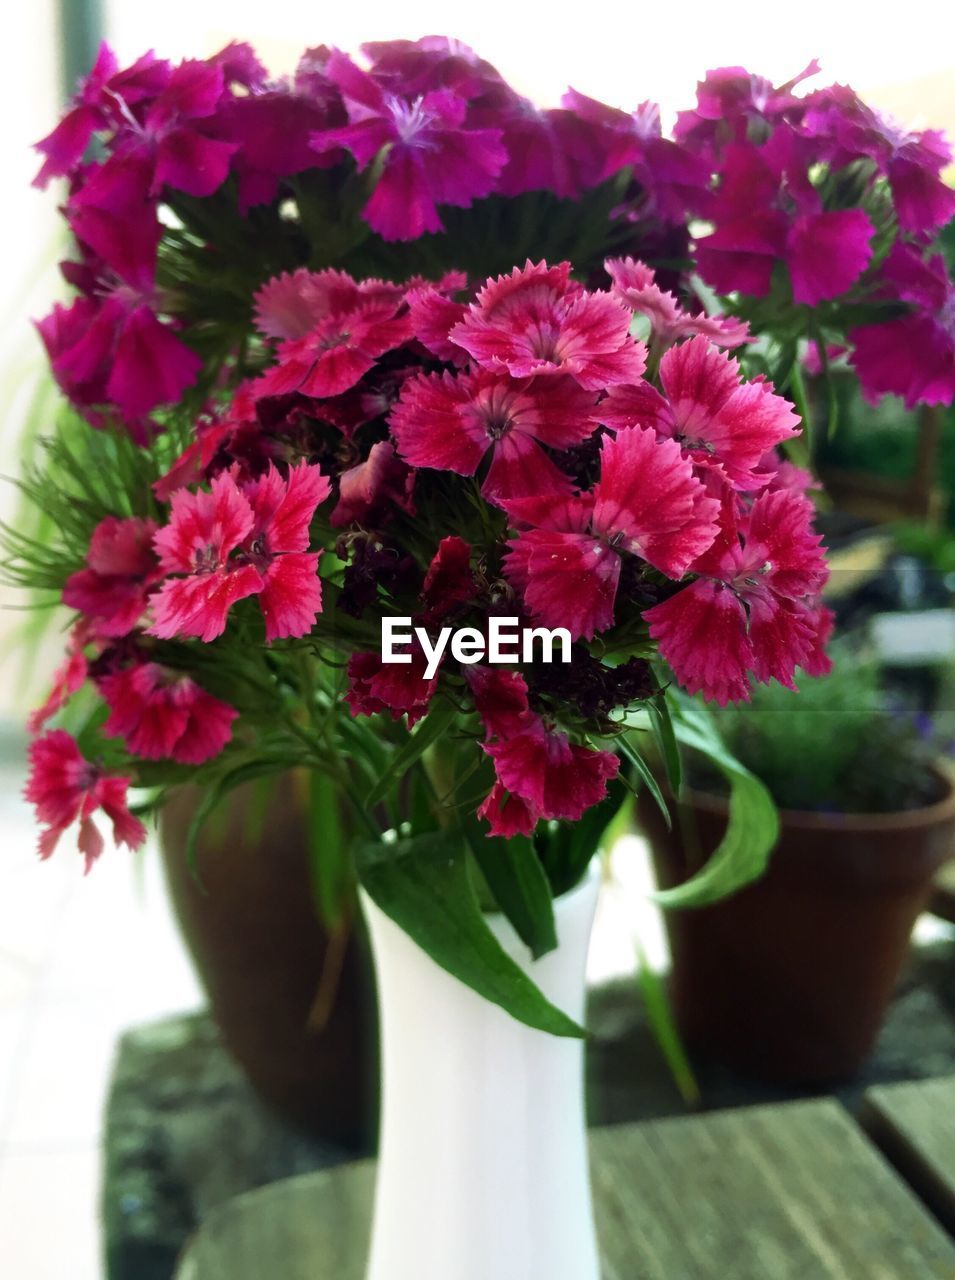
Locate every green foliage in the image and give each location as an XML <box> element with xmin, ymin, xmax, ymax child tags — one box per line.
<box><xmin>652</xmin><ymin>694</ymin><xmax>780</xmax><ymax>908</ymax></box>
<box><xmin>355</xmin><ymin>830</ymin><xmax>586</xmax><ymax>1038</ymax></box>
<box><xmin>703</xmin><ymin>651</ymin><xmax>945</xmax><ymax>814</ymax></box>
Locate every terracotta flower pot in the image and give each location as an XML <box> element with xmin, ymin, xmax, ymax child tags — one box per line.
<box><xmin>159</xmin><ymin>774</ymin><xmax>377</xmax><ymax>1147</ymax></box>
<box><xmin>640</xmin><ymin>769</ymin><xmax>955</xmax><ymax>1083</ymax></box>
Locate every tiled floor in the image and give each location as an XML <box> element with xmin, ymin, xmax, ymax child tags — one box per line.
<box><xmin>0</xmin><ymin>737</ymin><xmax>203</xmax><ymax>1280</ymax></box>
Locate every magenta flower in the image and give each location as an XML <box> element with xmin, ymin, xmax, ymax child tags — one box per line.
<box><xmin>309</xmin><ymin>51</ymin><xmax>507</xmax><ymax>240</ymax></box>
<box><xmin>25</xmin><ymin>730</ymin><xmax>146</xmax><ymax>869</ymax></box>
<box><xmin>645</xmin><ymin>489</ymin><xmax>829</xmax><ymax>704</ymax></box>
<box><xmin>390</xmin><ymin>368</ymin><xmax>598</xmax><ymax>500</ymax></box>
<box><xmin>150</xmin><ymin>463</ymin><xmax>330</xmax><ymax>643</ymax></box>
<box><xmin>133</xmin><ymin>58</ymin><xmax>237</xmax><ymax>197</ymax></box>
<box><xmin>605</xmin><ymin>257</ymin><xmax>751</xmax><ymax>349</ymax></box>
<box><xmin>504</xmin><ymin>427</ymin><xmax>720</xmax><ymax>640</ymax></box>
<box><xmin>100</xmin><ymin>662</ymin><xmax>236</xmax><ymax>764</ymax></box>
<box><xmin>600</xmin><ymin>336</ymin><xmax>799</xmax><ymax>488</ymax></box>
<box><xmin>849</xmin><ymin>245</ymin><xmax>955</xmax><ymax>408</ymax></box>
<box><xmin>66</xmin><ymin>154</ymin><xmax>163</xmax><ymax>289</ymax></box>
<box><xmin>450</xmin><ymin>261</ymin><xmax>647</xmax><ymax>390</ymax></box>
<box><xmin>62</xmin><ymin>516</ymin><xmax>160</xmax><ymax>636</ymax></box>
<box><xmin>36</xmin><ymin>290</ymin><xmax>201</xmax><ymax>431</ymax></box>
<box><xmin>33</xmin><ymin>44</ymin><xmax>171</xmax><ymax>187</ymax></box>
<box><xmin>694</xmin><ymin>141</ymin><xmax>875</xmax><ymax>305</ymax></box>
<box><xmin>803</xmin><ymin>85</ymin><xmax>955</xmax><ymax>234</ymax></box>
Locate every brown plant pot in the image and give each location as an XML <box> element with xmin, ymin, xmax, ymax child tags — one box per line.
<box><xmin>639</xmin><ymin>769</ymin><xmax>955</xmax><ymax>1084</ymax></box>
<box><xmin>159</xmin><ymin>773</ymin><xmax>377</xmax><ymax>1147</ymax></box>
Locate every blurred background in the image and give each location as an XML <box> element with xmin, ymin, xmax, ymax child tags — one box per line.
<box><xmin>1</xmin><ymin>3</ymin><xmax>954</xmax><ymax>1278</ymax></box>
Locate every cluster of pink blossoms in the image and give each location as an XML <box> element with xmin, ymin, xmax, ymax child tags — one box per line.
<box><xmin>26</xmin><ymin>257</ymin><xmax>832</xmax><ymax>857</ymax></box>
<box><xmin>677</xmin><ymin>64</ymin><xmax>955</xmax><ymax>407</ymax></box>
<box><xmin>33</xmin><ymin>37</ymin><xmax>704</xmax><ymax>437</ymax></box>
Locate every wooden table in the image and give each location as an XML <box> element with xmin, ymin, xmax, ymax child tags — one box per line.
<box><xmin>176</xmin><ymin>1091</ymin><xmax>955</xmax><ymax>1279</ymax></box>
<box><xmin>863</xmin><ymin>1075</ymin><xmax>955</xmax><ymax>1238</ymax></box>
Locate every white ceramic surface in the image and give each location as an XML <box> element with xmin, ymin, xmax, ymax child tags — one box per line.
<box><xmin>361</xmin><ymin>861</ymin><xmax>601</xmax><ymax>1280</ymax></box>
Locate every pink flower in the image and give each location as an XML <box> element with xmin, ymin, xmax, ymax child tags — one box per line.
<box><xmin>405</xmin><ymin>284</ymin><xmax>469</xmax><ymax>362</ymax></box>
<box><xmin>28</xmin><ymin>634</ymin><xmax>89</xmax><ymax>734</ymax></box>
<box><xmin>345</xmin><ymin>650</ymin><xmax>436</xmax><ymax>726</ymax></box>
<box><xmin>150</xmin><ymin>473</ymin><xmax>262</xmax><ymax>642</ymax></box>
<box><xmin>100</xmin><ymin>662</ymin><xmax>236</xmax><ymax>763</ymax></box>
<box><xmin>600</xmin><ymin>336</ymin><xmax>800</xmax><ymax>488</ymax></box>
<box><xmin>310</xmin><ymin>51</ymin><xmax>507</xmax><ymax>240</ymax></box>
<box><xmin>150</xmin><ymin>463</ymin><xmax>330</xmax><ymax>643</ymax></box>
<box><xmin>254</xmin><ymin>301</ymin><xmax>414</xmax><ymax>401</ymax></box>
<box><xmin>478</xmin><ymin>782</ymin><xmax>538</xmax><ymax>838</ymax></box>
<box><xmin>849</xmin><ymin>245</ymin><xmax>955</xmax><ymax>408</ymax></box>
<box><xmin>25</xmin><ymin>730</ymin><xmax>147</xmax><ymax>870</ymax></box>
<box><xmin>604</xmin><ymin>257</ymin><xmax>751</xmax><ymax>349</ymax></box>
<box><xmin>390</xmin><ymin>368</ymin><xmax>598</xmax><ymax>500</ymax></box>
<box><xmin>253</xmin><ymin>268</ymin><xmax>406</xmax><ymax>341</ymax></box>
<box><xmin>484</xmin><ymin>719</ymin><xmax>620</xmax><ymax>831</ymax></box>
<box><xmin>645</xmin><ymin>489</ymin><xmax>830</xmax><ymax>703</ymax></box>
<box><xmin>62</xmin><ymin>516</ymin><xmax>160</xmax><ymax>635</ymax></box>
<box><xmin>504</xmin><ymin>427</ymin><xmax>720</xmax><ymax>640</ymax></box>
<box><xmin>242</xmin><ymin>463</ymin><xmax>330</xmax><ymax>641</ymax></box>
<box><xmin>449</xmin><ymin>261</ymin><xmax>647</xmax><ymax>390</ymax></box>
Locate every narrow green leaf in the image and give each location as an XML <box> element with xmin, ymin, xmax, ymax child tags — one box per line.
<box><xmin>184</xmin><ymin>758</ymin><xmax>290</xmax><ymax>878</ymax></box>
<box><xmin>653</xmin><ymin>695</ymin><xmax>780</xmax><ymax>909</ymax></box>
<box><xmin>619</xmin><ymin>735</ymin><xmax>671</xmax><ymax>830</ymax></box>
<box><xmin>356</xmin><ymin>831</ymin><xmax>585</xmax><ymax>1038</ymax></box>
<box><xmin>464</xmin><ymin>823</ymin><xmax>557</xmax><ymax>960</ymax></box>
<box><xmin>634</xmin><ymin>935</ymin><xmax>700</xmax><ymax>1106</ymax></box>
<box><xmin>307</xmin><ymin>769</ymin><xmax>353</xmax><ymax>928</ymax></box>
<box><xmin>366</xmin><ymin>698</ymin><xmax>459</xmax><ymax>807</ymax></box>
<box><xmin>647</xmin><ymin>692</ymin><xmax>682</xmax><ymax>795</ymax></box>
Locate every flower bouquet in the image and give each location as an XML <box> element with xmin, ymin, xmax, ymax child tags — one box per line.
<box><xmin>9</xmin><ymin>33</ymin><xmax>952</xmax><ymax>1280</ymax></box>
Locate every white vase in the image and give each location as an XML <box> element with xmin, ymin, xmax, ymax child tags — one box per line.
<box><xmin>360</xmin><ymin>861</ymin><xmax>601</xmax><ymax>1280</ymax></box>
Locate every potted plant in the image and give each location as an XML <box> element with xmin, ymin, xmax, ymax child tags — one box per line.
<box><xmin>18</xmin><ymin>195</ymin><xmax>843</xmax><ymax>1280</ymax></box>
<box><xmin>641</xmin><ymin>657</ymin><xmax>955</xmax><ymax>1085</ymax></box>
<box><xmin>18</xmin><ymin>37</ymin><xmax>955</xmax><ymax>1150</ymax></box>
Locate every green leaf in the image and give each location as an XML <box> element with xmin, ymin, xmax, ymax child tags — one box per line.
<box><xmin>619</xmin><ymin>734</ymin><xmax>671</xmax><ymax>830</ymax></box>
<box><xmin>307</xmin><ymin>769</ymin><xmax>354</xmax><ymax>928</ymax></box>
<box><xmin>654</xmin><ymin>695</ymin><xmax>779</xmax><ymax>909</ymax></box>
<box><xmin>647</xmin><ymin>690</ymin><xmax>682</xmax><ymax>795</ymax></box>
<box><xmin>356</xmin><ymin>831</ymin><xmax>585</xmax><ymax>1038</ymax></box>
<box><xmin>184</xmin><ymin>758</ymin><xmax>291</xmax><ymax>879</ymax></box>
<box><xmin>634</xmin><ymin>934</ymin><xmax>700</xmax><ymax>1107</ymax></box>
<box><xmin>463</xmin><ymin>824</ymin><xmax>557</xmax><ymax>960</ymax></box>
<box><xmin>366</xmin><ymin>698</ymin><xmax>460</xmax><ymax>807</ymax></box>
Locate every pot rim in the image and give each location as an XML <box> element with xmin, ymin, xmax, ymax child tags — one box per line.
<box><xmin>673</xmin><ymin>762</ymin><xmax>955</xmax><ymax>833</ymax></box>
